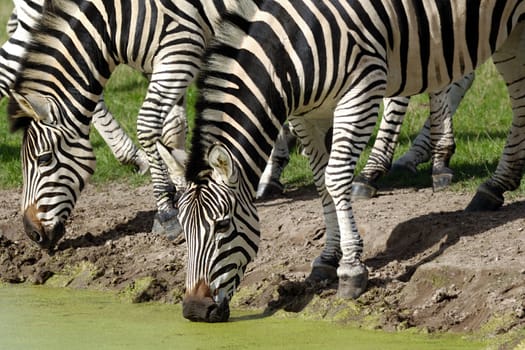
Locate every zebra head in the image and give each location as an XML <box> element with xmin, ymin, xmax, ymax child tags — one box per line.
<box><xmin>162</xmin><ymin>143</ymin><xmax>260</xmax><ymax>322</ymax></box>
<box><xmin>8</xmin><ymin>91</ymin><xmax>95</xmax><ymax>250</ymax></box>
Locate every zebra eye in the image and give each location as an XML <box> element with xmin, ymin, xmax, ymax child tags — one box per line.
<box><xmin>37</xmin><ymin>152</ymin><xmax>53</xmax><ymax>167</ymax></box>
<box><xmin>215</xmin><ymin>218</ymin><xmax>231</xmax><ymax>233</ymax></box>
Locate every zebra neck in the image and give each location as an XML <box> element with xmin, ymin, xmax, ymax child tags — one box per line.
<box><xmin>13</xmin><ymin>0</ymin><xmax>114</xmax><ymax>122</ymax></box>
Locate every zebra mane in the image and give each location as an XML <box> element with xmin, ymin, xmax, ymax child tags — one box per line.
<box><xmin>8</xmin><ymin>0</ymin><xmax>63</xmax><ymax>132</ymax></box>
<box><xmin>7</xmin><ymin>98</ymin><xmax>31</xmax><ymax>132</ymax></box>
<box><xmin>17</xmin><ymin>0</ymin><xmax>72</xmax><ymax>71</ymax></box>
<box><xmin>10</xmin><ymin>0</ymin><xmax>106</xmax><ymax>134</ymax></box>
<box><xmin>185</xmin><ymin>0</ymin><xmax>263</xmax><ymax>184</ymax></box>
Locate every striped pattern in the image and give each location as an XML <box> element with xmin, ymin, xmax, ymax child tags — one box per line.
<box><xmin>356</xmin><ymin>72</ymin><xmax>475</xmax><ymax>190</ymax></box>
<box><xmin>260</xmin><ymin>72</ymin><xmax>475</xmax><ymax>199</ymax></box>
<box><xmin>8</xmin><ymin>0</ymin><xmax>239</xmax><ymax>248</ymax></box>
<box><xmin>1</xmin><ymin>0</ymin><xmax>147</xmax><ymax>172</ymax></box>
<box><xmin>179</xmin><ymin>0</ymin><xmax>525</xmax><ymax>314</ymax></box>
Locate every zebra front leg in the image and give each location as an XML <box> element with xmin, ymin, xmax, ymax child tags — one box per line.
<box><xmin>292</xmin><ymin>119</ymin><xmax>341</xmax><ymax>283</ymax></box>
<box><xmin>352</xmin><ymin>97</ymin><xmax>409</xmax><ymax>199</ymax></box>
<box><xmin>328</xmin><ymin>141</ymin><xmax>369</xmax><ymax>299</ymax></box>
<box><xmin>137</xmin><ymin>96</ymin><xmax>184</xmax><ymax>239</ymax></box>
<box><xmin>328</xmin><ymin>86</ymin><xmax>384</xmax><ymax>298</ymax></box>
<box><xmin>151</xmin><ymin>101</ymin><xmax>189</xmax><ymax>236</ymax></box>
<box><xmin>467</xmin><ymin>31</ymin><xmax>525</xmax><ymax>211</ymax></box>
<box><xmin>159</xmin><ymin>98</ymin><xmax>188</xmax><ymax>191</ymax></box>
<box><xmin>92</xmin><ymin>97</ymin><xmax>149</xmax><ymax>174</ymax></box>
<box><xmin>394</xmin><ymin>74</ymin><xmax>473</xmax><ymax>190</ymax></box>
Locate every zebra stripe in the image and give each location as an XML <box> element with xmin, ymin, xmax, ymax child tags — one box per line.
<box><xmin>8</xmin><ymin>0</ymin><xmax>223</xmax><ymax>248</ymax></box>
<box><xmin>177</xmin><ymin>0</ymin><xmax>525</xmax><ymax>322</ymax></box>
<box><xmin>1</xmin><ymin>0</ymin><xmax>148</xmax><ymax>173</ymax></box>
<box><xmin>352</xmin><ymin>72</ymin><xmax>475</xmax><ymax>198</ymax></box>
<box><xmin>258</xmin><ymin>72</ymin><xmax>475</xmax><ymax>200</ymax></box>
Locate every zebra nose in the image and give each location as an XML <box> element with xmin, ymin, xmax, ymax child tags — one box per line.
<box><xmin>28</xmin><ymin>230</ymin><xmax>44</xmax><ymax>243</ymax></box>
<box><xmin>182</xmin><ymin>296</ymin><xmax>230</xmax><ymax>323</ymax></box>
<box><xmin>23</xmin><ymin>208</ymin><xmax>45</xmax><ymax>243</ymax></box>
<box><xmin>182</xmin><ymin>280</ymin><xmax>230</xmax><ymax>322</ymax></box>
<box><xmin>22</xmin><ymin>207</ymin><xmax>65</xmax><ymax>250</ymax></box>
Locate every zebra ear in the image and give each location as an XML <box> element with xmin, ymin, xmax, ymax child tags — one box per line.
<box><xmin>208</xmin><ymin>143</ymin><xmax>238</xmax><ymax>185</ymax></box>
<box><xmin>156</xmin><ymin>141</ymin><xmax>187</xmax><ymax>188</ymax></box>
<box><xmin>9</xmin><ymin>90</ymin><xmax>52</xmax><ymax>122</ymax></box>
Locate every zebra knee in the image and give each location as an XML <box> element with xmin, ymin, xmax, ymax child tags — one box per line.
<box><xmin>324</xmin><ymin>171</ymin><xmax>353</xmax><ymax>204</ymax></box>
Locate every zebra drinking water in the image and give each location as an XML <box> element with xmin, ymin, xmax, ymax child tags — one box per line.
<box><xmin>171</xmin><ymin>0</ymin><xmax>525</xmax><ymax>322</ymax></box>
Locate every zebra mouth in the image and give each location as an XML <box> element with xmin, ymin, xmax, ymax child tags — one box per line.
<box><xmin>182</xmin><ymin>296</ymin><xmax>230</xmax><ymax>323</ymax></box>
<box><xmin>23</xmin><ymin>215</ymin><xmax>65</xmax><ymax>251</ymax></box>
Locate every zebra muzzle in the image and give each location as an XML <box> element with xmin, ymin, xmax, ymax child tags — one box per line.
<box><xmin>23</xmin><ymin>208</ymin><xmax>65</xmax><ymax>250</ymax></box>
<box><xmin>182</xmin><ymin>295</ymin><xmax>230</xmax><ymax>323</ymax></box>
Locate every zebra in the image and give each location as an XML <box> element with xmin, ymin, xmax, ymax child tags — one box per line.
<box><xmin>168</xmin><ymin>0</ymin><xmax>525</xmax><ymax>322</ymax></box>
<box><xmin>6</xmin><ymin>0</ymin><xmax>292</xmax><ymax>249</ymax></box>
<box><xmin>6</xmin><ymin>0</ymin><xmax>196</xmax><ymax>249</ymax></box>
<box><xmin>258</xmin><ymin>73</ymin><xmax>475</xmax><ymax>200</ymax></box>
<box><xmin>1</xmin><ymin>0</ymin><xmax>149</xmax><ymax>175</ymax></box>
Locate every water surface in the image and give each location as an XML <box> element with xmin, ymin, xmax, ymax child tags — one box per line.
<box><xmin>0</xmin><ymin>285</ymin><xmax>484</xmax><ymax>349</ymax></box>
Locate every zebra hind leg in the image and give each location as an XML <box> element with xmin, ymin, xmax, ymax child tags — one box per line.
<box><xmin>466</xmin><ymin>29</ymin><xmax>525</xmax><ymax>211</ymax></box>
<box><xmin>352</xmin><ymin>97</ymin><xmax>410</xmax><ymax>199</ymax></box>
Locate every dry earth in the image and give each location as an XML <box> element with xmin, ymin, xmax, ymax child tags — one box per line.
<box><xmin>1</xmin><ymin>180</ymin><xmax>525</xmax><ymax>344</ymax></box>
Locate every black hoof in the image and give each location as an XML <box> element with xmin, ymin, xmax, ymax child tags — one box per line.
<box><xmin>307</xmin><ymin>264</ymin><xmax>338</xmax><ymax>283</ymax></box>
<box><xmin>152</xmin><ymin>211</ymin><xmax>183</xmax><ymax>241</ymax></box>
<box><xmin>337</xmin><ymin>264</ymin><xmax>368</xmax><ymax>299</ymax></box>
<box><xmin>432</xmin><ymin>168</ymin><xmax>454</xmax><ymax>191</ymax></box>
<box><xmin>351</xmin><ymin>181</ymin><xmax>378</xmax><ymax>200</ymax></box>
<box><xmin>465</xmin><ymin>183</ymin><xmax>504</xmax><ymax>212</ymax></box>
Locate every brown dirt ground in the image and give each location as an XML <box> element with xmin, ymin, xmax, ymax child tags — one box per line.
<box><xmin>1</xmin><ymin>180</ymin><xmax>525</xmax><ymax>343</ymax></box>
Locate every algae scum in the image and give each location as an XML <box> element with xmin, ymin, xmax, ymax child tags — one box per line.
<box><xmin>0</xmin><ymin>285</ymin><xmax>485</xmax><ymax>350</ymax></box>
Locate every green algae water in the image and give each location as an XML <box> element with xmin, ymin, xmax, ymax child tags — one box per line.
<box><xmin>0</xmin><ymin>285</ymin><xmax>484</xmax><ymax>350</ymax></box>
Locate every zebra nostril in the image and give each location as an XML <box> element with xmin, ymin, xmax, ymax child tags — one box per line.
<box><xmin>206</xmin><ymin>299</ymin><xmax>230</xmax><ymax>323</ymax></box>
<box><xmin>30</xmin><ymin>230</ymin><xmax>44</xmax><ymax>243</ymax></box>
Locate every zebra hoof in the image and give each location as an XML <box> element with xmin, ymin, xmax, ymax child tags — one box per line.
<box><xmin>432</xmin><ymin>169</ymin><xmax>454</xmax><ymax>191</ymax></box>
<box><xmin>351</xmin><ymin>181</ymin><xmax>378</xmax><ymax>200</ymax></box>
<box><xmin>152</xmin><ymin>211</ymin><xmax>183</xmax><ymax>241</ymax></box>
<box><xmin>465</xmin><ymin>183</ymin><xmax>504</xmax><ymax>212</ymax></box>
<box><xmin>256</xmin><ymin>180</ymin><xmax>284</xmax><ymax>200</ymax></box>
<box><xmin>307</xmin><ymin>256</ymin><xmax>338</xmax><ymax>283</ymax></box>
<box><xmin>134</xmin><ymin>150</ymin><xmax>150</xmax><ymax>175</ymax></box>
<box><xmin>336</xmin><ymin>263</ymin><xmax>368</xmax><ymax>299</ymax></box>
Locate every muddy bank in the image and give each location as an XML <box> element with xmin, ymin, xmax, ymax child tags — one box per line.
<box><xmin>1</xmin><ymin>182</ymin><xmax>524</xmax><ymax>343</ymax></box>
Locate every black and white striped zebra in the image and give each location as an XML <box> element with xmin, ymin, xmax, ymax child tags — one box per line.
<box><xmin>171</xmin><ymin>0</ymin><xmax>525</xmax><ymax>322</ymax></box>
<box><xmin>6</xmin><ymin>0</ymin><xmax>294</xmax><ymax>249</ymax></box>
<box><xmin>7</xmin><ymin>0</ymin><xmax>214</xmax><ymax>249</ymax></box>
<box><xmin>1</xmin><ymin>0</ymin><xmax>149</xmax><ymax>175</ymax></box>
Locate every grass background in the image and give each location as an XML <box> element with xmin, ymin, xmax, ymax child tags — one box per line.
<box><xmin>0</xmin><ymin>0</ymin><xmax>520</xmax><ymax>198</ymax></box>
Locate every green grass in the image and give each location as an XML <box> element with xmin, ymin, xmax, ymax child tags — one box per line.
<box><xmin>0</xmin><ymin>0</ymin><xmax>521</xmax><ymax>198</ymax></box>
